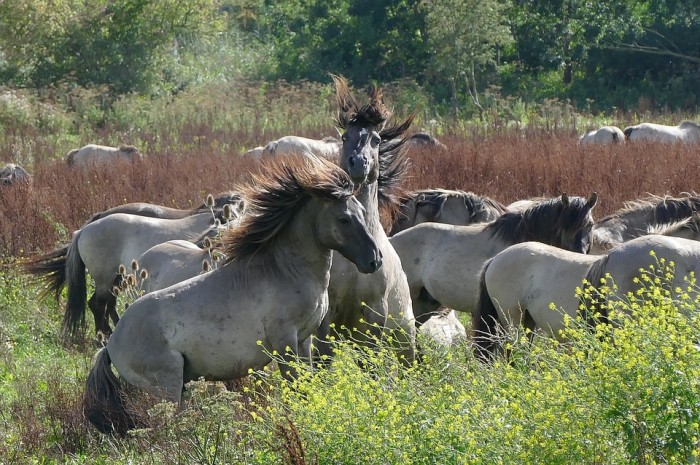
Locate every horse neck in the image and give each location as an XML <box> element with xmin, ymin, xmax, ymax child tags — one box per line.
<box><xmin>269</xmin><ymin>200</ymin><xmax>334</xmax><ymax>284</ymax></box>
<box><xmin>610</xmin><ymin>207</ymin><xmax>657</xmax><ymax>234</ymax></box>
<box><xmin>355</xmin><ymin>181</ymin><xmax>384</xmax><ymax>236</ymax></box>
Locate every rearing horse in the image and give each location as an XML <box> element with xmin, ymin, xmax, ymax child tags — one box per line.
<box><xmin>310</xmin><ymin>75</ymin><xmax>416</xmax><ymax>364</ymax></box>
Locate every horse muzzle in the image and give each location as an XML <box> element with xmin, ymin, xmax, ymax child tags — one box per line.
<box><xmin>360</xmin><ymin>249</ymin><xmax>383</xmax><ymax>274</ymax></box>
<box><xmin>348</xmin><ymin>153</ymin><xmax>371</xmax><ymax>183</ymax></box>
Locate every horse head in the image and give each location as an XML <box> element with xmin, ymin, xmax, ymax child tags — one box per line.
<box><xmin>556</xmin><ymin>192</ymin><xmax>598</xmax><ymax>253</ymax></box>
<box><xmin>333</xmin><ymin>75</ymin><xmax>387</xmax><ymax>186</ymax></box>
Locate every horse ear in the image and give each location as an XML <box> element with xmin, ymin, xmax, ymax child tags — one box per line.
<box><xmin>587</xmin><ymin>192</ymin><xmax>598</xmax><ymax>209</ymax></box>
<box><xmin>561</xmin><ymin>193</ymin><xmax>569</xmax><ymax>206</ymax></box>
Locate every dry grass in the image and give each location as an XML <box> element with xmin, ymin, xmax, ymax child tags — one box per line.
<box><xmin>2</xmin><ymin>126</ymin><xmax>699</xmax><ymax>257</ymax></box>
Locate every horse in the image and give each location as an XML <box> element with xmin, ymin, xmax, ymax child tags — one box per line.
<box><xmin>389</xmin><ymin>189</ymin><xmax>507</xmax><ymax>235</ymax></box>
<box><xmin>65</xmin><ymin>144</ymin><xmax>143</xmax><ymax>168</ymax></box>
<box><xmin>472</xmin><ymin>235</ymin><xmax>700</xmax><ymax>360</ymax></box>
<box><xmin>0</xmin><ymin>163</ymin><xmax>32</xmax><ymax>186</ymax></box>
<box><xmin>418</xmin><ymin>309</ymin><xmax>466</xmax><ymax>347</ymax></box>
<box><xmin>309</xmin><ymin>74</ymin><xmax>417</xmax><ymax>365</ymax></box>
<box><xmin>648</xmin><ymin>212</ymin><xmax>700</xmax><ymax>241</ymax></box>
<box><xmin>591</xmin><ymin>193</ymin><xmax>700</xmax><ymax>254</ymax></box>
<box><xmin>23</xmin><ymin>212</ymin><xmax>217</xmax><ymax>339</ymax></box>
<box><xmin>623</xmin><ymin>121</ymin><xmax>700</xmax><ymax>144</ymax></box>
<box><xmin>243</xmin><ymin>146</ymin><xmax>264</xmax><ymax>159</ymax></box>
<box><xmin>578</xmin><ymin>126</ymin><xmax>625</xmax><ymax>145</ymax></box>
<box><xmin>260</xmin><ymin>135</ymin><xmax>341</xmax><ymax>159</ymax></box>
<box><xmin>505</xmin><ymin>197</ymin><xmax>547</xmax><ymax>213</ymax></box>
<box><xmin>84</xmin><ymin>191</ymin><xmax>245</xmax><ymax>226</ymax></box>
<box><xmin>390</xmin><ymin>193</ymin><xmax>598</xmax><ymax>322</ymax></box>
<box><xmin>405</xmin><ymin>132</ymin><xmax>447</xmax><ymax>150</ymax></box>
<box><xmin>135</xmin><ymin>220</ymin><xmax>241</xmax><ymax>294</ymax></box>
<box><xmin>83</xmin><ymin>155</ymin><xmax>381</xmax><ymax>435</ymax></box>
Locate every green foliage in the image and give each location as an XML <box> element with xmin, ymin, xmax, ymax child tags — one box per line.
<box><xmin>4</xmin><ymin>237</ymin><xmax>700</xmax><ymax>463</ymax></box>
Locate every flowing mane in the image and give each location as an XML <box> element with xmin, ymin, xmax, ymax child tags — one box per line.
<box><xmin>330</xmin><ymin>74</ymin><xmax>414</xmax><ymax>229</ymax></box>
<box><xmin>223</xmin><ymin>156</ymin><xmax>354</xmax><ymax>261</ymax></box>
<box><xmin>487</xmin><ymin>195</ymin><xmax>595</xmax><ymax>246</ymax></box>
<box><xmin>600</xmin><ymin>193</ymin><xmax>700</xmax><ymax>224</ymax></box>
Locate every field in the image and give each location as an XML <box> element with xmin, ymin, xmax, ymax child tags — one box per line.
<box><xmin>1</xmin><ymin>82</ymin><xmax>700</xmax><ymax>464</ymax></box>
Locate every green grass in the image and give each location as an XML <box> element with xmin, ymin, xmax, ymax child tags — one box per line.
<box><xmin>1</xmin><ymin>262</ymin><xmax>700</xmax><ymax>464</ymax></box>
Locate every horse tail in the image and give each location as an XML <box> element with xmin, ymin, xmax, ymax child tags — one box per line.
<box><xmin>581</xmin><ymin>256</ymin><xmax>610</xmax><ymax>328</ymax></box>
<box><xmin>65</xmin><ymin>148</ymin><xmax>79</xmax><ymax>167</ymax></box>
<box><xmin>623</xmin><ymin>126</ymin><xmax>634</xmax><ymax>141</ymax></box>
<box><xmin>472</xmin><ymin>258</ymin><xmax>501</xmax><ymax>362</ymax></box>
<box><xmin>63</xmin><ymin>229</ymin><xmax>87</xmax><ymax>339</ymax></box>
<box><xmin>21</xmin><ymin>244</ymin><xmax>70</xmax><ymax>302</ymax></box>
<box><xmin>84</xmin><ymin>348</ymin><xmax>134</xmax><ymax>435</ymax></box>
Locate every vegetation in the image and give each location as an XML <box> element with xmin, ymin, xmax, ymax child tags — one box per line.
<box><xmin>1</xmin><ymin>0</ymin><xmax>700</xmax><ymax>115</ymax></box>
<box><xmin>2</xmin><ymin>1</ymin><xmax>700</xmax><ymax>462</ymax></box>
<box><xmin>1</xmin><ymin>252</ymin><xmax>700</xmax><ymax>463</ymax></box>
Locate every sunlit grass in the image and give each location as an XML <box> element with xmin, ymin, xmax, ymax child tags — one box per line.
<box><xmin>2</xmin><ymin>260</ymin><xmax>699</xmax><ymax>463</ymax></box>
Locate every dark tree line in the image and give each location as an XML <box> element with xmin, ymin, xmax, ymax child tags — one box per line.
<box><xmin>1</xmin><ymin>0</ymin><xmax>699</xmax><ymax>114</ymax></box>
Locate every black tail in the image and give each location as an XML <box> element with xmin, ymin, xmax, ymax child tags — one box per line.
<box><xmin>63</xmin><ymin>230</ymin><xmax>87</xmax><ymax>340</ymax></box>
<box><xmin>581</xmin><ymin>256</ymin><xmax>610</xmax><ymax>329</ymax></box>
<box><xmin>472</xmin><ymin>258</ymin><xmax>502</xmax><ymax>362</ymax></box>
<box><xmin>84</xmin><ymin>348</ymin><xmax>134</xmax><ymax>436</ymax></box>
<box><xmin>21</xmin><ymin>244</ymin><xmax>69</xmax><ymax>302</ymax></box>
<box><xmin>623</xmin><ymin>127</ymin><xmax>634</xmax><ymax>140</ymax></box>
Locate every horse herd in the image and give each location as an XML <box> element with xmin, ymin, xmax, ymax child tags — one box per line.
<box><xmin>17</xmin><ymin>77</ymin><xmax>700</xmax><ymax>436</ymax></box>
<box><xmin>578</xmin><ymin>120</ymin><xmax>700</xmax><ymax>145</ymax></box>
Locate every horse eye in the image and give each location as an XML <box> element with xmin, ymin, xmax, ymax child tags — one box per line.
<box><xmin>371</xmin><ymin>135</ymin><xmax>381</xmax><ymax>147</ymax></box>
<box><xmin>341</xmin><ymin>133</ymin><xmax>348</xmax><ymax>142</ymax></box>
<box><xmin>339</xmin><ymin>217</ymin><xmax>351</xmax><ymax>225</ymax></box>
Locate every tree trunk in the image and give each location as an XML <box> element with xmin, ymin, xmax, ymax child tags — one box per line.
<box><xmin>464</xmin><ymin>64</ymin><xmax>485</xmax><ymax>122</ymax></box>
<box><xmin>450</xmin><ymin>77</ymin><xmax>458</xmax><ymax>121</ymax></box>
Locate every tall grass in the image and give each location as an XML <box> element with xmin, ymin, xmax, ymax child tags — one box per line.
<box><xmin>3</xmin><ymin>80</ymin><xmax>700</xmax><ymax>463</ymax></box>
<box><xmin>1</xmin><ymin>263</ymin><xmax>699</xmax><ymax>464</ymax></box>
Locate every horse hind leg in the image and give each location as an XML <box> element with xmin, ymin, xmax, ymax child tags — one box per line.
<box><xmin>88</xmin><ymin>292</ymin><xmax>113</xmax><ymax>341</ymax></box>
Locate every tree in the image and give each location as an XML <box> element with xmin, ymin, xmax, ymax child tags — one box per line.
<box><xmin>425</xmin><ymin>0</ymin><xmax>513</xmax><ymax>120</ymax></box>
<box><xmin>0</xmin><ymin>0</ymin><xmax>225</xmax><ymax>95</ymax></box>
<box><xmin>258</xmin><ymin>0</ymin><xmax>429</xmax><ymax>84</ymax></box>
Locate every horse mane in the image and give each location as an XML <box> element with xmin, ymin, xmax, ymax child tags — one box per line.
<box><xmin>679</xmin><ymin>120</ymin><xmax>700</xmax><ymax>130</ymax></box>
<box><xmin>601</xmin><ymin>193</ymin><xmax>700</xmax><ymax>224</ymax></box>
<box><xmin>647</xmin><ymin>213</ymin><xmax>700</xmax><ymax>236</ymax></box>
<box><xmin>399</xmin><ymin>189</ymin><xmax>507</xmax><ymax>222</ymax></box>
<box><xmin>330</xmin><ymin>73</ymin><xmax>414</xmax><ymax>232</ymax></box>
<box><xmin>118</xmin><ymin>144</ymin><xmax>140</xmax><ymax>154</ymax></box>
<box><xmin>222</xmin><ymin>155</ymin><xmax>354</xmax><ymax>262</ymax></box>
<box><xmin>487</xmin><ymin>195</ymin><xmax>594</xmax><ymax>246</ymax></box>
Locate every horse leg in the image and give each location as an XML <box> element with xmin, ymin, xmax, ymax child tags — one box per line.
<box><xmin>88</xmin><ymin>292</ymin><xmax>112</xmax><ymax>339</ymax></box>
<box><xmin>107</xmin><ymin>293</ymin><xmax>120</xmax><ymax>327</ymax></box>
<box><xmin>414</xmin><ymin>287</ymin><xmax>442</xmax><ymax>325</ymax></box>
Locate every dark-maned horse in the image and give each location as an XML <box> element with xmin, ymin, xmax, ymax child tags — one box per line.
<box><xmin>389</xmin><ymin>189</ymin><xmax>507</xmax><ymax>235</ymax></box>
<box><xmin>0</xmin><ymin>163</ymin><xmax>32</xmax><ymax>186</ymax></box>
<box><xmin>390</xmin><ymin>193</ymin><xmax>598</xmax><ymax>322</ymax></box>
<box><xmin>24</xmin><ymin>212</ymin><xmax>217</xmax><ymax>340</ymax></box>
<box><xmin>591</xmin><ymin>193</ymin><xmax>700</xmax><ymax>254</ymax></box>
<box><xmin>310</xmin><ymin>74</ymin><xmax>417</xmax><ymax>364</ymax></box>
<box><xmin>623</xmin><ymin>121</ymin><xmax>700</xmax><ymax>144</ymax></box>
<box><xmin>66</xmin><ymin>144</ymin><xmax>143</xmax><ymax>168</ymax></box>
<box><xmin>83</xmin><ymin>155</ymin><xmax>381</xmax><ymax>435</ymax></box>
<box><xmin>473</xmin><ymin>235</ymin><xmax>700</xmax><ymax>361</ymax></box>
<box><xmin>85</xmin><ymin>191</ymin><xmax>245</xmax><ymax>226</ymax></box>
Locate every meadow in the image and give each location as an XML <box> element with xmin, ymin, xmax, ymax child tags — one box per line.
<box><xmin>1</xmin><ymin>80</ymin><xmax>700</xmax><ymax>464</ymax></box>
